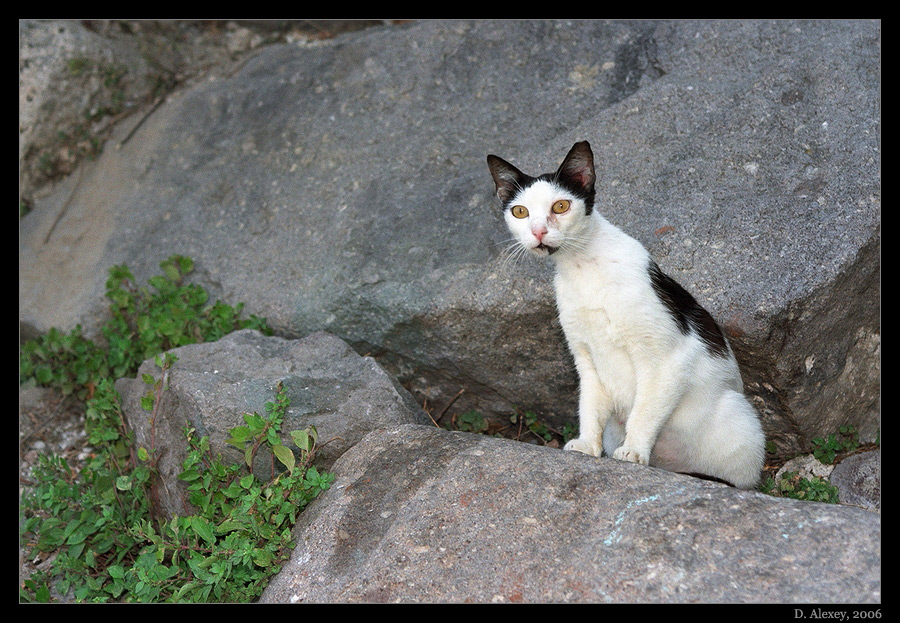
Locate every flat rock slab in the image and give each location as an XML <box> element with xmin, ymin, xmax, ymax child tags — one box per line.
<box><xmin>261</xmin><ymin>424</ymin><xmax>880</xmax><ymax>603</ymax></box>
<box><xmin>115</xmin><ymin>330</ymin><xmax>429</xmax><ymax>517</ymax></box>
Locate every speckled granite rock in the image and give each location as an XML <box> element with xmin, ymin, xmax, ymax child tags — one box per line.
<box><xmin>261</xmin><ymin>424</ymin><xmax>880</xmax><ymax>603</ymax></box>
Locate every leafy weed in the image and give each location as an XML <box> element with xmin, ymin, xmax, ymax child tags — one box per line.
<box><xmin>811</xmin><ymin>425</ymin><xmax>859</xmax><ymax>465</ymax></box>
<box><xmin>19</xmin><ymin>256</ymin><xmax>327</xmax><ymax>603</ymax></box>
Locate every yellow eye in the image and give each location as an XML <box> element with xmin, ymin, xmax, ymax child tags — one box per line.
<box><xmin>511</xmin><ymin>205</ymin><xmax>529</xmax><ymax>219</ymax></box>
<box><xmin>552</xmin><ymin>200</ymin><xmax>571</xmax><ymax>214</ymax></box>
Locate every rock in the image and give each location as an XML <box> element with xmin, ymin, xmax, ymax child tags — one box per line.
<box><xmin>831</xmin><ymin>450</ymin><xmax>881</xmax><ymax>512</ymax></box>
<box><xmin>775</xmin><ymin>454</ymin><xmax>835</xmax><ymax>482</ymax></box>
<box><xmin>771</xmin><ymin>450</ymin><xmax>882</xmax><ymax>513</ymax></box>
<box><xmin>18</xmin><ymin>19</ymin><xmax>349</xmax><ymax>206</ymax></box>
<box><xmin>20</xmin><ymin>19</ymin><xmax>881</xmax><ymax>457</ymax></box>
<box><xmin>260</xmin><ymin>424</ymin><xmax>880</xmax><ymax>603</ymax></box>
<box><xmin>19</xmin><ymin>20</ymin><xmax>158</xmax><ymax>203</ymax></box>
<box><xmin>114</xmin><ymin>330</ymin><xmax>430</xmax><ymax>517</ymax></box>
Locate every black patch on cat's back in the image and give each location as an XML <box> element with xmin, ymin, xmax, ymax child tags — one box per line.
<box><xmin>648</xmin><ymin>261</ymin><xmax>730</xmax><ymax>358</ymax></box>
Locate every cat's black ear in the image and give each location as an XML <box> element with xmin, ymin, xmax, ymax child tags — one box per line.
<box><xmin>487</xmin><ymin>154</ymin><xmax>527</xmax><ymax>205</ymax></box>
<box><xmin>556</xmin><ymin>141</ymin><xmax>595</xmax><ymax>192</ymax></box>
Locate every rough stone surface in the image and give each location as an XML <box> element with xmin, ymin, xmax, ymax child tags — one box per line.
<box><xmin>260</xmin><ymin>424</ymin><xmax>880</xmax><ymax>604</ymax></box>
<box><xmin>831</xmin><ymin>450</ymin><xmax>881</xmax><ymax>512</ymax></box>
<box><xmin>20</xmin><ymin>19</ymin><xmax>881</xmax><ymax>458</ymax></box>
<box><xmin>19</xmin><ymin>20</ymin><xmax>156</xmax><ymax>202</ymax></box>
<box><xmin>114</xmin><ymin>330</ymin><xmax>429</xmax><ymax>517</ymax></box>
<box><xmin>19</xmin><ymin>19</ymin><xmax>357</xmax><ymax>205</ymax></box>
<box><xmin>775</xmin><ymin>454</ymin><xmax>835</xmax><ymax>482</ymax></box>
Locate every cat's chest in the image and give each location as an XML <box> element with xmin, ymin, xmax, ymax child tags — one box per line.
<box><xmin>553</xmin><ymin>260</ymin><xmax>651</xmax><ymax>348</ymax></box>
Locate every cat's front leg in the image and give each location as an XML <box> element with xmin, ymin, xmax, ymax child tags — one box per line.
<box><xmin>612</xmin><ymin>445</ymin><xmax>650</xmax><ymax>465</ymax></box>
<box><xmin>564</xmin><ymin>436</ymin><xmax>603</xmax><ymax>457</ymax></box>
<box><xmin>613</xmin><ymin>413</ymin><xmax>665</xmax><ymax>465</ymax></box>
<box><xmin>613</xmin><ymin>368</ymin><xmax>686</xmax><ymax>466</ymax></box>
<box><xmin>563</xmin><ymin>346</ymin><xmax>611</xmax><ymax>458</ymax></box>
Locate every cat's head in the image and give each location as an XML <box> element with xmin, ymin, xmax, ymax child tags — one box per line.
<box><xmin>487</xmin><ymin>141</ymin><xmax>597</xmax><ymax>258</ymax></box>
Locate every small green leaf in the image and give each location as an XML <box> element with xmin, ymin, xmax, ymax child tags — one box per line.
<box><xmin>272</xmin><ymin>444</ymin><xmax>295</xmax><ymax>475</ymax></box>
<box><xmin>161</xmin><ymin>263</ymin><xmax>180</xmax><ymax>283</ymax></box>
<box><xmin>178</xmin><ymin>467</ymin><xmax>200</xmax><ymax>482</ymax></box>
<box><xmin>35</xmin><ymin>366</ymin><xmax>54</xmax><ymax>384</ymax></box>
<box><xmin>226</xmin><ymin>426</ymin><xmax>253</xmax><ymax>446</ymax></box>
<box><xmin>290</xmin><ymin>429</ymin><xmax>310</xmax><ymax>452</ymax></box>
<box><xmin>191</xmin><ymin>516</ymin><xmax>215</xmax><ymax>544</ymax></box>
<box><xmin>106</xmin><ymin>581</ymin><xmax>124</xmax><ymax>599</ymax></box>
<box><xmin>243</xmin><ymin>413</ymin><xmax>265</xmax><ymax>432</ymax></box>
<box><xmin>251</xmin><ymin>548</ymin><xmax>273</xmax><ymax>567</ymax></box>
<box><xmin>35</xmin><ymin>583</ymin><xmax>51</xmax><ymax>603</ymax></box>
<box><xmin>216</xmin><ymin>520</ymin><xmax>244</xmax><ymax>534</ymax></box>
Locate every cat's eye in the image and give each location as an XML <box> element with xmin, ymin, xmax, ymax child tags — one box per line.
<box><xmin>552</xmin><ymin>200</ymin><xmax>571</xmax><ymax>214</ymax></box>
<box><xmin>511</xmin><ymin>205</ymin><xmax>529</xmax><ymax>219</ymax></box>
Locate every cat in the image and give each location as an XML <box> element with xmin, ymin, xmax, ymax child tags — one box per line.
<box><xmin>487</xmin><ymin>141</ymin><xmax>765</xmax><ymax>489</ymax></box>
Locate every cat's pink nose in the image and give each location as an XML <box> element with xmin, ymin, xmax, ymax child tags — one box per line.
<box><xmin>532</xmin><ymin>226</ymin><xmax>547</xmax><ymax>242</ymax></box>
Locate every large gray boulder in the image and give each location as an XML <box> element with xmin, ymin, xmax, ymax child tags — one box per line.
<box><xmin>260</xmin><ymin>424</ymin><xmax>880</xmax><ymax>603</ymax></box>
<box><xmin>20</xmin><ymin>20</ymin><xmax>881</xmax><ymax>457</ymax></box>
<box><xmin>114</xmin><ymin>330</ymin><xmax>429</xmax><ymax>517</ymax></box>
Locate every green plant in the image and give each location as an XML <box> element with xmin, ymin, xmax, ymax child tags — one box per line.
<box><xmin>509</xmin><ymin>409</ymin><xmax>576</xmax><ymax>445</ymax></box>
<box><xmin>514</xmin><ymin>410</ymin><xmax>554</xmax><ymax>442</ymax></box>
<box><xmin>561</xmin><ymin>422</ymin><xmax>578</xmax><ymax>445</ymax></box>
<box><xmin>20</xmin><ymin>379</ymin><xmax>331</xmax><ymax>602</ymax></box>
<box><xmin>453</xmin><ymin>410</ymin><xmax>489</xmax><ymax>434</ymax></box>
<box><xmin>19</xmin><ymin>325</ymin><xmax>109</xmax><ymax>399</ymax></box>
<box><xmin>20</xmin><ymin>378</ymin><xmax>157</xmax><ymax>602</ymax></box>
<box><xmin>19</xmin><ymin>255</ymin><xmax>323</xmax><ymax>603</ymax></box>
<box><xmin>811</xmin><ymin>425</ymin><xmax>859</xmax><ymax>464</ymax></box>
<box><xmin>146</xmin><ymin>380</ymin><xmax>330</xmax><ymax>602</ymax></box>
<box><xmin>21</xmin><ymin>255</ymin><xmax>271</xmax><ymax>399</ymax></box>
<box><xmin>761</xmin><ymin>471</ymin><xmax>840</xmax><ymax>504</ymax></box>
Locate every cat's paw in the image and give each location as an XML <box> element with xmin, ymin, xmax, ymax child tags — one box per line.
<box><xmin>612</xmin><ymin>446</ymin><xmax>649</xmax><ymax>465</ymax></box>
<box><xmin>563</xmin><ymin>437</ymin><xmax>602</xmax><ymax>457</ymax></box>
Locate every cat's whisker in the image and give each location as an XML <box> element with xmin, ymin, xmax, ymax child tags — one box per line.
<box><xmin>497</xmin><ymin>238</ymin><xmax>530</xmax><ymax>267</ymax></box>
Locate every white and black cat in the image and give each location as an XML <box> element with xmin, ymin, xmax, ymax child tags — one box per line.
<box><xmin>487</xmin><ymin>141</ymin><xmax>765</xmax><ymax>489</ymax></box>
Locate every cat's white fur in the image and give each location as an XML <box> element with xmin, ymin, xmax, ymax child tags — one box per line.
<box><xmin>488</xmin><ymin>142</ymin><xmax>765</xmax><ymax>488</ymax></box>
